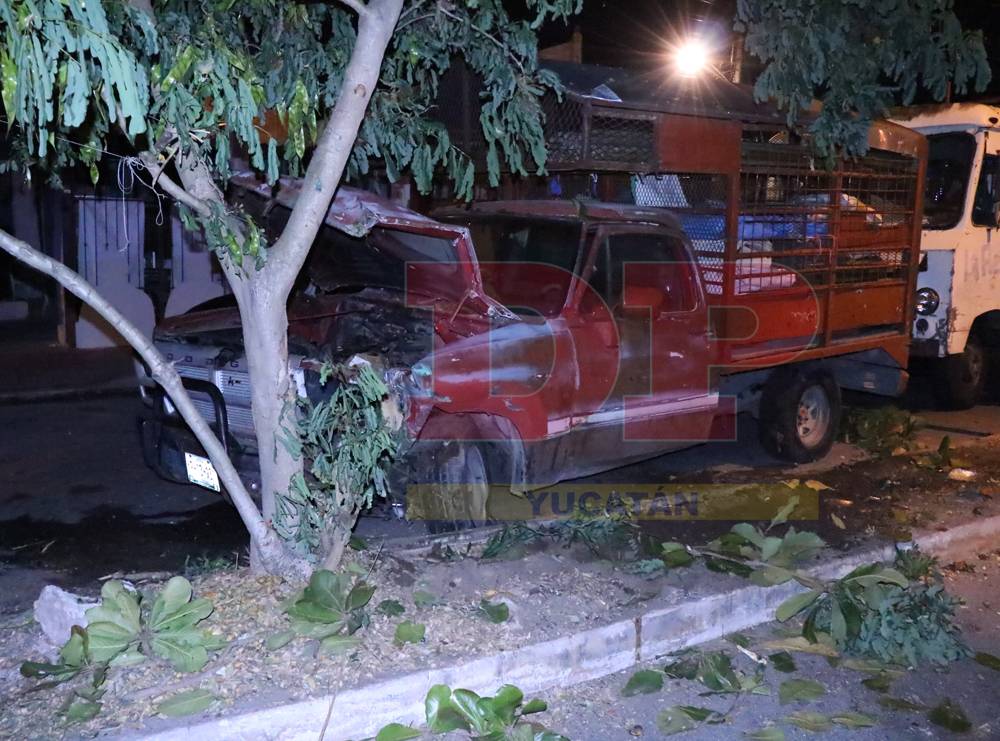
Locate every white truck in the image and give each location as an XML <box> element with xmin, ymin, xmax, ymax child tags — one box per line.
<box><xmin>893</xmin><ymin>104</ymin><xmax>1000</xmax><ymax>408</ymax></box>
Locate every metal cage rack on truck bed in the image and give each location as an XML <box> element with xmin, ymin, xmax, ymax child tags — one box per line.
<box><xmin>441</xmin><ymin>61</ymin><xmax>926</xmax><ymax>371</ymax></box>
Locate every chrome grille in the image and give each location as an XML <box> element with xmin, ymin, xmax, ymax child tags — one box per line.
<box><xmin>173</xmin><ymin>363</ymin><xmax>256</xmax><ymax>439</ymax></box>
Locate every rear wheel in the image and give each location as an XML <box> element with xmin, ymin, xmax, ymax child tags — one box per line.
<box><xmin>758</xmin><ymin>368</ymin><xmax>842</xmax><ymax>463</ymax></box>
<box><xmin>421</xmin><ymin>444</ymin><xmax>490</xmax><ymax>534</ymax></box>
<box><xmin>934</xmin><ymin>335</ymin><xmax>986</xmax><ymax>410</ymax></box>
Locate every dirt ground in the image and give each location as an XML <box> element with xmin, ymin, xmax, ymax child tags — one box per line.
<box><xmin>543</xmin><ymin>550</ymin><xmax>1000</xmax><ymax>740</ymax></box>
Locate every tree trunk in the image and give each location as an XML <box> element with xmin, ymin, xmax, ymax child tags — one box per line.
<box><xmin>319</xmin><ymin>509</ymin><xmax>358</xmax><ymax>572</ymax></box>
<box><xmin>242</xmin><ymin>286</ymin><xmax>302</xmax><ymax>533</ymax></box>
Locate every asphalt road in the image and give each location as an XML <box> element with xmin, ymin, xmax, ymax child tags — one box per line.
<box><xmin>2</xmin><ymin>388</ymin><xmax>999</xmax><ymax>613</ymax></box>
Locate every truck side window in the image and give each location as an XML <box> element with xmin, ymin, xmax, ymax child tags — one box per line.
<box><xmin>972</xmin><ymin>154</ymin><xmax>1000</xmax><ymax>227</ymax></box>
<box><xmin>589</xmin><ymin>232</ymin><xmax>695</xmax><ymax>314</ymax></box>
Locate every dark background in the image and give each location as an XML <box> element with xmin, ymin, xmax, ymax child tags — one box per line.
<box><xmin>536</xmin><ymin>0</ymin><xmax>1000</xmax><ymax>99</ymax></box>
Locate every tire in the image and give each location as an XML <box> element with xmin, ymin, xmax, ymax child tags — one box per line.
<box><xmin>934</xmin><ymin>335</ymin><xmax>986</xmax><ymax>410</ymax></box>
<box><xmin>421</xmin><ymin>444</ymin><xmax>490</xmax><ymax>534</ymax></box>
<box><xmin>758</xmin><ymin>367</ymin><xmax>842</xmax><ymax>463</ymax></box>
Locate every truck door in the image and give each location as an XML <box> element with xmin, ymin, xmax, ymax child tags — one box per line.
<box><xmin>570</xmin><ymin>225</ymin><xmax>718</xmax><ymax>453</ymax></box>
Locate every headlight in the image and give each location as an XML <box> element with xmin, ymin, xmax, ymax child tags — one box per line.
<box><xmin>915</xmin><ymin>287</ymin><xmax>940</xmax><ymax>316</ymax></box>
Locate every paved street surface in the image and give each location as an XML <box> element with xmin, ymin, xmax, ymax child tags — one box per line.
<box><xmin>2</xmin><ymin>380</ymin><xmax>1000</xmax><ymax>614</ymax></box>
<box><xmin>0</xmin><ymin>394</ymin><xmax>247</xmax><ymax>612</ymax></box>
<box><xmin>542</xmin><ymin>554</ymin><xmax>1000</xmax><ymax>740</ymax></box>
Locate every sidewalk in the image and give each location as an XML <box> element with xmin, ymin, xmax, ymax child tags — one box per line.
<box><xmin>0</xmin><ymin>342</ymin><xmax>137</xmax><ymax>402</ymax></box>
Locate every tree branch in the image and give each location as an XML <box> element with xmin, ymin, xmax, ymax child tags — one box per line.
<box><xmin>139</xmin><ymin>153</ymin><xmax>211</xmax><ymax>218</ymax></box>
<box><xmin>338</xmin><ymin>0</ymin><xmax>369</xmax><ymax>18</ymax></box>
<box><xmin>266</xmin><ymin>0</ymin><xmax>405</xmax><ymax>298</ymax></box>
<box><xmin>0</xmin><ymin>227</ymin><xmax>309</xmax><ymax>576</ymax></box>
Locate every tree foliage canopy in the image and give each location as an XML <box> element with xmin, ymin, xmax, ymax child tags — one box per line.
<box><xmin>736</xmin><ymin>0</ymin><xmax>991</xmax><ymax>157</ymax></box>
<box><xmin>2</xmin><ymin>0</ymin><xmax>577</xmax><ymax>256</ymax></box>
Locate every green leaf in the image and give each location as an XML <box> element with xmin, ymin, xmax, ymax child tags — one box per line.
<box><xmin>776</xmin><ymin>590</ymin><xmax>822</xmax><ymax>622</ymax></box>
<box><xmin>425</xmin><ymin>684</ymin><xmax>469</xmax><ymax>733</ymax></box>
<box><xmin>286</xmin><ymin>600</ymin><xmax>345</xmax><ymax>624</ymax></box>
<box><xmin>478</xmin><ymin>599</ymin><xmax>510</xmax><ymax>624</ymax></box>
<box><xmin>413</xmin><ymin>590</ymin><xmax>438</xmax><ymax>608</ymax></box>
<box><xmin>841</xmin><ymin>658</ymin><xmax>902</xmax><ymax>674</ymax></box>
<box><xmin>769</xmin><ymin>651</ymin><xmax>797</xmax><ymax>673</ymax></box>
<box><xmin>64</xmin><ymin>698</ymin><xmax>101</xmax><ymax>724</ymax></box>
<box><xmin>150</xmin><ymin>576</ymin><xmax>194</xmax><ymax>629</ymax></box>
<box><xmin>696</xmin><ymin>653</ymin><xmax>742</xmax><ymax>693</ymax></box>
<box><xmin>745</xmin><ymin>727</ymin><xmax>785</xmax><ymax>740</ymax></box>
<box><xmin>784</xmin><ymin>711</ymin><xmax>832</xmax><ymax>732</ymax></box>
<box><xmin>150</xmin><ymin>633</ymin><xmax>209</xmax><ymax>673</ymax></box>
<box><xmin>927</xmin><ymin>699</ymin><xmax>971</xmax><ymax>732</ymax></box>
<box><xmin>375</xmin><ymin>723</ymin><xmax>422</xmax><ymax>741</ymax></box>
<box><xmin>348</xmin><ymin>535</ymin><xmax>368</xmax><ymax>551</ymax></box>
<box><xmin>319</xmin><ymin>634</ymin><xmax>361</xmax><ymax>655</ymax></box>
<box><xmin>779</xmin><ymin>678</ymin><xmax>826</xmax><ymax>705</ymax></box>
<box><xmin>761</xmin><ymin>636</ymin><xmax>838</xmax><ymax>657</ymax></box>
<box><xmin>847</xmin><ymin>567</ymin><xmax>909</xmax><ymax>589</ymax></box>
<box><xmin>725</xmin><ymin>633</ymin><xmax>751</xmax><ymax>648</ymax></box>
<box><xmin>86</xmin><ymin>621</ymin><xmax>136</xmax><ymax>663</ymax></box>
<box><xmin>451</xmin><ymin>688</ymin><xmax>488</xmax><ymax>733</ymax></box>
<box><xmin>394</xmin><ymin>621</ymin><xmax>426</xmax><ymax>645</ymax></box>
<box><xmin>60</xmin><ymin>626</ymin><xmax>87</xmax><ymax>667</ymax></box>
<box><xmin>831</xmin><ymin>712</ymin><xmax>876</xmax><ymax>729</ymax></box>
<box><xmin>678</xmin><ymin>706</ymin><xmax>725</xmax><ymax>723</ymax></box>
<box><xmin>878</xmin><ymin>696</ymin><xmax>926</xmax><ymax>712</ymax></box>
<box><xmin>770</xmin><ymin>495</ymin><xmax>800</xmax><ymax>528</ymax></box>
<box><xmin>86</xmin><ymin>581</ymin><xmax>141</xmax><ymax>636</ymax></box>
<box><xmin>861</xmin><ymin>672</ymin><xmax>894</xmax><ymax>693</ymax></box>
<box><xmin>302</xmin><ymin>570</ymin><xmax>349</xmax><ymax>612</ymax></box>
<box><xmin>378</xmin><ymin>599</ymin><xmax>405</xmax><ymax>617</ymax></box>
<box><xmin>975</xmin><ymin>651</ymin><xmax>1000</xmax><ymax>671</ymax></box>
<box><xmin>109</xmin><ymin>648</ymin><xmax>146</xmax><ymax>668</ymax></box>
<box><xmin>265</xmin><ymin>630</ymin><xmax>296</xmax><ymax>651</ymax></box>
<box><xmin>521</xmin><ymin>698</ymin><xmax>547</xmax><ymax>715</ymax></box>
<box><xmin>661</xmin><ymin>542</ymin><xmax>695</xmax><ymax>568</ymax></box>
<box><xmin>622</xmin><ymin>669</ymin><xmax>663</xmax><ymax>696</ymax></box>
<box><xmin>20</xmin><ymin>660</ymin><xmax>80</xmax><ymax>683</ymax></box>
<box><xmin>663</xmin><ymin>657</ymin><xmax>699</xmax><ymax>679</ymax></box>
<box><xmin>491</xmin><ymin>684</ymin><xmax>524</xmax><ymax>724</ymax></box>
<box><xmin>156</xmin><ymin>689</ymin><xmax>216</xmax><ymax>717</ymax></box>
<box><xmin>288</xmin><ymin>618</ymin><xmax>346</xmax><ymax>639</ymax></box>
<box><xmin>347</xmin><ymin>582</ymin><xmax>376</xmax><ymax>611</ymax></box>
<box><xmin>656</xmin><ymin>706</ymin><xmax>700</xmax><ymax>735</ymax></box>
<box><xmin>152</xmin><ymin>597</ymin><xmax>213</xmax><ymax>633</ymax></box>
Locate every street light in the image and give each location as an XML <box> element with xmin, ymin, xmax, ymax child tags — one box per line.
<box><xmin>673</xmin><ymin>38</ymin><xmax>710</xmax><ymax>78</ymax></box>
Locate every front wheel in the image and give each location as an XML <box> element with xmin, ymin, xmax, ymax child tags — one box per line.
<box><xmin>934</xmin><ymin>335</ymin><xmax>986</xmax><ymax>410</ymax></box>
<box><xmin>758</xmin><ymin>368</ymin><xmax>842</xmax><ymax>463</ymax></box>
<box><xmin>419</xmin><ymin>444</ymin><xmax>490</xmax><ymax>534</ymax></box>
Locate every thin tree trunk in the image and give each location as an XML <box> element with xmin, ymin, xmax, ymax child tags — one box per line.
<box><xmin>0</xmin><ymin>227</ymin><xmax>311</xmax><ymax>581</ymax></box>
<box><xmin>242</xmin><ymin>289</ymin><xmax>300</xmax><ymax>528</ymax></box>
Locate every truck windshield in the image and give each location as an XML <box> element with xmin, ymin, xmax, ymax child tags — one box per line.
<box><xmin>924</xmin><ymin>132</ymin><xmax>977</xmax><ymax>230</ymax></box>
<box><xmin>447</xmin><ymin>216</ymin><xmax>583</xmax><ymax>317</ymax></box>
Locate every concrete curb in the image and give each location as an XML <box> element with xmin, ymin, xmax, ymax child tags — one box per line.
<box><xmin>133</xmin><ymin>513</ymin><xmax>1000</xmax><ymax>741</ymax></box>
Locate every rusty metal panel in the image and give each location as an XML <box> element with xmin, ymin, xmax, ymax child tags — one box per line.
<box><xmin>827</xmin><ymin>285</ymin><xmax>907</xmax><ymax>334</ymax></box>
<box><xmin>656</xmin><ymin>114</ymin><xmax>741</xmax><ymax>175</ymax></box>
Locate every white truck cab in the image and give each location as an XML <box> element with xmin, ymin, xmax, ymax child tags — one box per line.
<box><xmin>892</xmin><ymin>104</ymin><xmax>1000</xmax><ymax>408</ymax></box>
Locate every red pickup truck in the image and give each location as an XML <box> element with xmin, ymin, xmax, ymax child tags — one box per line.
<box><xmin>141</xmin><ymin>172</ymin><xmax>922</xmax><ymax>528</ymax></box>
<box><xmin>140</xmin><ymin>65</ymin><xmax>926</xmax><ymax>527</ymax></box>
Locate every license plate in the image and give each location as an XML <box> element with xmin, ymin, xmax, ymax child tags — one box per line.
<box><xmin>184</xmin><ymin>452</ymin><xmax>221</xmax><ymax>492</ymax></box>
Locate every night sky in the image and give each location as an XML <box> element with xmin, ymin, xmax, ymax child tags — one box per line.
<box><xmin>537</xmin><ymin>0</ymin><xmax>1000</xmax><ymax>99</ymax></box>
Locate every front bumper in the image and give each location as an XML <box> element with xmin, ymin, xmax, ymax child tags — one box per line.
<box><xmin>138</xmin><ymin>384</ymin><xmax>262</xmax><ymax>497</ymax></box>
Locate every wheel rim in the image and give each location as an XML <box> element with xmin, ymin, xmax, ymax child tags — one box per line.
<box><xmin>796</xmin><ymin>385</ymin><xmax>831</xmax><ymax>449</ymax></box>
